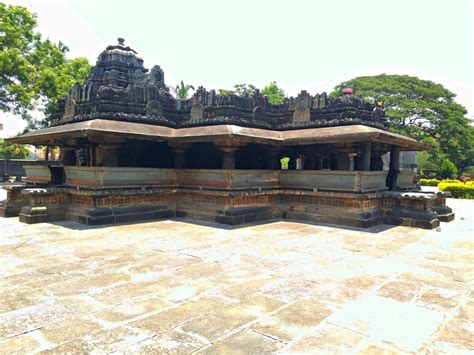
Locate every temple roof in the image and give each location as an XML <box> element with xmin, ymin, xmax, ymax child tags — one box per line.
<box><xmin>42</xmin><ymin>39</ymin><xmax>390</xmax><ymax>132</ymax></box>
<box><xmin>10</xmin><ymin>39</ymin><xmax>429</xmax><ymax>150</ymax></box>
<box><xmin>8</xmin><ymin>119</ymin><xmax>429</xmax><ymax>150</ymax></box>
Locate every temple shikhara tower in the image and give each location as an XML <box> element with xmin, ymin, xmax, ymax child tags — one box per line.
<box><xmin>2</xmin><ymin>39</ymin><xmax>454</xmax><ymax>228</ymax></box>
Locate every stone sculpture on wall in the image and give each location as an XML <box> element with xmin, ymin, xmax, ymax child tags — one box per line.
<box><xmin>293</xmin><ymin>91</ymin><xmax>311</xmax><ymax>123</ymax></box>
<box><xmin>190</xmin><ymin>103</ymin><xmax>205</xmax><ymax>121</ymax></box>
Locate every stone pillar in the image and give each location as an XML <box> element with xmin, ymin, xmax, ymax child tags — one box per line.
<box><xmin>296</xmin><ymin>156</ymin><xmax>305</xmax><ymax>170</ymax></box>
<box><xmin>361</xmin><ymin>142</ymin><xmax>372</xmax><ymax>171</ymax></box>
<box><xmin>390</xmin><ymin>146</ymin><xmax>400</xmax><ymax>171</ymax></box>
<box><xmin>371</xmin><ymin>154</ymin><xmax>384</xmax><ymax>171</ymax></box>
<box><xmin>335</xmin><ymin>154</ymin><xmax>351</xmax><ymax>170</ymax></box>
<box><xmin>264</xmin><ymin>147</ymin><xmax>282</xmax><ymax>170</ymax></box>
<box><xmin>169</xmin><ymin>142</ymin><xmax>190</xmax><ymax>169</ymax></box>
<box><xmin>95</xmin><ymin>144</ymin><xmax>120</xmax><ymax>167</ymax></box>
<box><xmin>387</xmin><ymin>145</ymin><xmax>401</xmax><ymax>190</ymax></box>
<box><xmin>304</xmin><ymin>153</ymin><xmax>316</xmax><ymax>170</ymax></box>
<box><xmin>288</xmin><ymin>155</ymin><xmax>297</xmax><ymax>170</ymax></box>
<box><xmin>315</xmin><ymin>156</ymin><xmax>323</xmax><ymax>170</ymax></box>
<box><xmin>349</xmin><ymin>153</ymin><xmax>356</xmax><ymax>171</ymax></box>
<box><xmin>215</xmin><ymin>142</ymin><xmax>243</xmax><ymax>169</ymax></box>
<box><xmin>89</xmin><ymin>144</ymin><xmax>96</xmax><ymax>167</ymax></box>
<box><xmin>222</xmin><ymin>148</ymin><xmax>236</xmax><ymax>169</ymax></box>
<box><xmin>60</xmin><ymin>147</ymin><xmax>76</xmax><ymax>166</ymax></box>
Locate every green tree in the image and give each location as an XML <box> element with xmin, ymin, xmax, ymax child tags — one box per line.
<box><xmin>0</xmin><ymin>139</ymin><xmax>29</xmax><ymax>159</ymax></box>
<box><xmin>218</xmin><ymin>89</ymin><xmax>235</xmax><ymax>95</ymax></box>
<box><xmin>261</xmin><ymin>81</ymin><xmax>285</xmax><ymax>104</ymax></box>
<box><xmin>0</xmin><ymin>4</ymin><xmax>91</xmax><ymax>129</ymax></box>
<box><xmin>330</xmin><ymin>74</ymin><xmax>474</xmax><ymax>172</ymax></box>
<box><xmin>233</xmin><ymin>83</ymin><xmax>256</xmax><ymax>96</ymax></box>
<box><xmin>174</xmin><ymin>81</ymin><xmax>194</xmax><ymax>99</ymax></box>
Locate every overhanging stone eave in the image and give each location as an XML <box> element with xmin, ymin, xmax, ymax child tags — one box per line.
<box><xmin>6</xmin><ymin>119</ymin><xmax>427</xmax><ymax>150</ymax></box>
<box><xmin>276</xmin><ymin>125</ymin><xmax>428</xmax><ymax>150</ymax></box>
<box><xmin>373</xmin><ymin>132</ymin><xmax>431</xmax><ymax>151</ymax></box>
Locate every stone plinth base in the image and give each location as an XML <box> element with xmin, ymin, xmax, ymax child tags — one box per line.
<box><xmin>432</xmin><ymin>192</ymin><xmax>455</xmax><ymax>222</ymax></box>
<box><xmin>19</xmin><ymin>204</ymin><xmax>66</xmax><ymax>224</ymax></box>
<box><xmin>4</xmin><ymin>186</ymin><xmax>454</xmax><ymax>230</ymax></box>
<box><xmin>0</xmin><ymin>185</ymin><xmax>28</xmax><ymax>217</ymax></box>
<box><xmin>68</xmin><ymin>204</ymin><xmax>174</xmax><ymax>225</ymax></box>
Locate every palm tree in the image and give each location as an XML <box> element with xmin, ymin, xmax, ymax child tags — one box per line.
<box><xmin>174</xmin><ymin>81</ymin><xmax>194</xmax><ymax>100</ymax></box>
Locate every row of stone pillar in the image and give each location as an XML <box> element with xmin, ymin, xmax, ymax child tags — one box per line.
<box><xmin>60</xmin><ymin>141</ymin><xmax>400</xmax><ymax>173</ymax></box>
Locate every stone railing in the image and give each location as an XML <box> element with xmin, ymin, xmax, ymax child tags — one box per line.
<box><xmin>63</xmin><ymin>167</ymin><xmax>176</xmax><ymax>188</ymax></box>
<box><xmin>177</xmin><ymin>170</ymin><xmax>280</xmax><ymax>190</ymax></box>
<box><xmin>397</xmin><ymin>171</ymin><xmax>416</xmax><ymax>190</ymax></box>
<box><xmin>59</xmin><ymin>167</ymin><xmax>394</xmax><ymax>192</ymax></box>
<box><xmin>23</xmin><ymin>165</ymin><xmax>52</xmax><ymax>184</ymax></box>
<box><xmin>63</xmin><ymin>167</ymin><xmax>280</xmax><ymax>190</ymax></box>
<box><xmin>279</xmin><ymin>170</ymin><xmax>388</xmax><ymax>192</ymax></box>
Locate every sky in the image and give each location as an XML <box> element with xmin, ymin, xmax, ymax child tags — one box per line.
<box><xmin>1</xmin><ymin>0</ymin><xmax>473</xmax><ymax>137</ymax></box>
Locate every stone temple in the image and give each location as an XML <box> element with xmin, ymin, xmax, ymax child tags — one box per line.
<box><xmin>2</xmin><ymin>39</ymin><xmax>454</xmax><ymax>229</ymax></box>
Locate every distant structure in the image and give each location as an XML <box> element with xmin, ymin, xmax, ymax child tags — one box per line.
<box><xmin>2</xmin><ymin>39</ymin><xmax>454</xmax><ymax>229</ymax></box>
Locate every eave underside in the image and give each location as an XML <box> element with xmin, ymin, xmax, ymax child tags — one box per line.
<box><xmin>7</xmin><ymin>119</ymin><xmax>429</xmax><ymax>151</ymax></box>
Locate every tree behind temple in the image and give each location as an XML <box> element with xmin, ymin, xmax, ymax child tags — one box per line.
<box><xmin>261</xmin><ymin>82</ymin><xmax>285</xmax><ymax>104</ymax></box>
<box><xmin>330</xmin><ymin>74</ymin><xmax>474</xmax><ymax>173</ymax></box>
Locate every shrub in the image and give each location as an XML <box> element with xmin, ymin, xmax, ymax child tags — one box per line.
<box><xmin>462</xmin><ymin>166</ymin><xmax>474</xmax><ymax>179</ymax></box>
<box><xmin>437</xmin><ymin>159</ymin><xmax>458</xmax><ymax>179</ymax></box>
<box><xmin>441</xmin><ymin>179</ymin><xmax>460</xmax><ymax>184</ymax></box>
<box><xmin>419</xmin><ymin>178</ymin><xmax>440</xmax><ymax>186</ymax></box>
<box><xmin>438</xmin><ymin>181</ymin><xmax>474</xmax><ymax>199</ymax></box>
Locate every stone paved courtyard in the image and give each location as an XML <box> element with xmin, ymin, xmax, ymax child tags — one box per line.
<box><xmin>0</xmin><ymin>195</ymin><xmax>472</xmax><ymax>354</ymax></box>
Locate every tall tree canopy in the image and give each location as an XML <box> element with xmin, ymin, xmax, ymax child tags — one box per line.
<box><xmin>261</xmin><ymin>81</ymin><xmax>285</xmax><ymax>104</ymax></box>
<box><xmin>217</xmin><ymin>82</ymin><xmax>285</xmax><ymax>105</ymax></box>
<box><xmin>0</xmin><ymin>4</ymin><xmax>91</xmax><ymax>129</ymax></box>
<box><xmin>233</xmin><ymin>83</ymin><xmax>256</xmax><ymax>97</ymax></box>
<box><xmin>330</xmin><ymin>74</ymin><xmax>473</xmax><ymax>173</ymax></box>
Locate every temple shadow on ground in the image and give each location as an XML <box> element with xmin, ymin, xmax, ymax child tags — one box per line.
<box><xmin>49</xmin><ymin>216</ymin><xmax>398</xmax><ymax>234</ymax></box>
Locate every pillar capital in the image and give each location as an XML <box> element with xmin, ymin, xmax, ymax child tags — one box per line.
<box><xmin>97</xmin><ymin>143</ymin><xmax>121</xmax><ymax>150</ymax></box>
<box><xmin>214</xmin><ymin>141</ymin><xmax>245</xmax><ymax>169</ymax></box>
<box><xmin>214</xmin><ymin>140</ymin><xmax>245</xmax><ymax>151</ymax></box>
<box><xmin>168</xmin><ymin>141</ymin><xmax>192</xmax><ymax>150</ymax></box>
